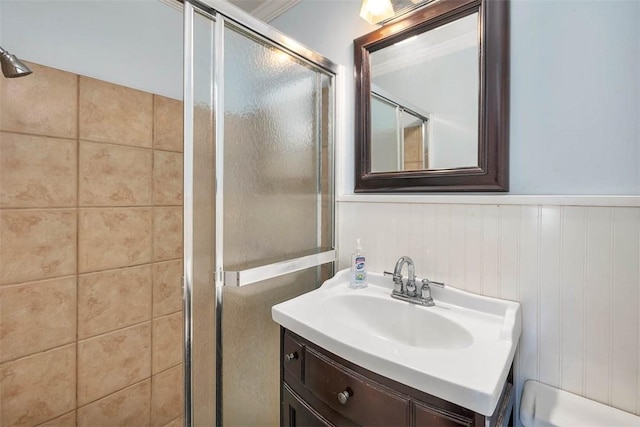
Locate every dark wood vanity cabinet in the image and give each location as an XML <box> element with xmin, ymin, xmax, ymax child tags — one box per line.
<box><xmin>280</xmin><ymin>329</ymin><xmax>513</xmax><ymax>427</ymax></box>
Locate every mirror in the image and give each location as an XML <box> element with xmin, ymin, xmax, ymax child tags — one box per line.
<box><xmin>355</xmin><ymin>0</ymin><xmax>509</xmax><ymax>192</ymax></box>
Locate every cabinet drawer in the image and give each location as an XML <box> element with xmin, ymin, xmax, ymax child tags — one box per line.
<box><xmin>283</xmin><ymin>331</ymin><xmax>304</xmax><ymax>383</ymax></box>
<box><xmin>304</xmin><ymin>348</ymin><xmax>409</xmax><ymax>426</ymax></box>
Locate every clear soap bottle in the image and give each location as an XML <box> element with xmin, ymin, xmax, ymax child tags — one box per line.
<box><xmin>349</xmin><ymin>238</ymin><xmax>368</xmax><ymax>289</ymax></box>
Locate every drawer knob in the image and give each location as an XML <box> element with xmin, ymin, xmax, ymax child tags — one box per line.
<box><xmin>284</xmin><ymin>352</ymin><xmax>298</xmax><ymax>362</ymax></box>
<box><xmin>337</xmin><ymin>389</ymin><xmax>351</xmax><ymax>405</ymax></box>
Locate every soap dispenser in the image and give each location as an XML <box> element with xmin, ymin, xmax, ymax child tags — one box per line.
<box><xmin>349</xmin><ymin>238</ymin><xmax>368</xmax><ymax>289</ymax></box>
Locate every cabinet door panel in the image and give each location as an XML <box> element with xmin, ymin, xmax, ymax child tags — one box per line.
<box><xmin>283</xmin><ymin>384</ymin><xmax>333</xmax><ymax>427</ymax></box>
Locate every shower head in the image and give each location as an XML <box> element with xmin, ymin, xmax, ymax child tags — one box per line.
<box><xmin>0</xmin><ymin>47</ymin><xmax>32</xmax><ymax>78</ymax></box>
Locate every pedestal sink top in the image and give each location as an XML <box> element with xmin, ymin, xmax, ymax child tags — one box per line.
<box><xmin>271</xmin><ymin>269</ymin><xmax>521</xmax><ymax>416</ymax></box>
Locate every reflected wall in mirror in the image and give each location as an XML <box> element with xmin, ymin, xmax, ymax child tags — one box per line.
<box><xmin>355</xmin><ymin>0</ymin><xmax>509</xmax><ymax>192</ymax></box>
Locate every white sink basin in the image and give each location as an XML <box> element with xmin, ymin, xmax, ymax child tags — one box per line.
<box><xmin>325</xmin><ymin>293</ymin><xmax>474</xmax><ymax>349</ymax></box>
<box><xmin>272</xmin><ymin>269</ymin><xmax>521</xmax><ymax>416</ymax></box>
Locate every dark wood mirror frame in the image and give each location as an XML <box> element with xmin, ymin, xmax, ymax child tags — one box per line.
<box><xmin>354</xmin><ymin>0</ymin><xmax>509</xmax><ymax>192</ymax></box>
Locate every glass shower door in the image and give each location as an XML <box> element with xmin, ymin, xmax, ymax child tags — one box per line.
<box><xmin>183</xmin><ymin>2</ymin><xmax>337</xmax><ymax>425</ymax></box>
<box><xmin>220</xmin><ymin>22</ymin><xmax>335</xmax><ymax>426</ymax></box>
<box><xmin>184</xmin><ymin>5</ymin><xmax>217</xmax><ymax>427</ymax></box>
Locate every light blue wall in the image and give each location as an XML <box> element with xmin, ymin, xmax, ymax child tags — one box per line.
<box><xmin>272</xmin><ymin>0</ymin><xmax>640</xmax><ymax>195</ymax></box>
<box><xmin>0</xmin><ymin>0</ymin><xmax>183</xmax><ymax>100</ymax></box>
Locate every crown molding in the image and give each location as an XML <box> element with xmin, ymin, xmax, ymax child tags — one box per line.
<box><xmin>250</xmin><ymin>0</ymin><xmax>301</xmax><ymax>22</ymax></box>
<box><xmin>158</xmin><ymin>0</ymin><xmax>182</xmax><ymax>12</ymax></box>
<box><xmin>157</xmin><ymin>0</ymin><xmax>299</xmax><ymax>22</ymax></box>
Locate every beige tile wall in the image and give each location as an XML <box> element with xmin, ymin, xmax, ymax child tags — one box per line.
<box><xmin>0</xmin><ymin>62</ymin><xmax>184</xmax><ymax>427</ymax></box>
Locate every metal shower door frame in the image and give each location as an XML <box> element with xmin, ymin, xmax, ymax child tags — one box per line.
<box><xmin>182</xmin><ymin>1</ymin><xmax>340</xmax><ymax>425</ymax></box>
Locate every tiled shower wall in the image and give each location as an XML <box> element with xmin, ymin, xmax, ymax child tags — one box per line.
<box><xmin>338</xmin><ymin>200</ymin><xmax>640</xmax><ymax>424</ymax></box>
<box><xmin>0</xmin><ymin>62</ymin><xmax>184</xmax><ymax>426</ymax></box>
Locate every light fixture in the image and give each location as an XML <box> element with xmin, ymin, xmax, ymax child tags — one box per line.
<box><xmin>359</xmin><ymin>0</ymin><xmax>395</xmax><ymax>25</ymax></box>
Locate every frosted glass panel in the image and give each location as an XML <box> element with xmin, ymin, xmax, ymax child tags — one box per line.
<box><xmin>221</xmin><ymin>23</ymin><xmax>334</xmax><ymax>426</ymax></box>
<box><xmin>222</xmin><ymin>267</ymin><xmax>330</xmax><ymax>425</ymax></box>
<box><xmin>184</xmin><ymin>4</ymin><xmax>335</xmax><ymax>426</ymax></box>
<box><xmin>190</xmin><ymin>10</ymin><xmax>216</xmax><ymax>427</ymax></box>
<box><xmin>223</xmin><ymin>25</ymin><xmax>331</xmax><ymax>269</ymax></box>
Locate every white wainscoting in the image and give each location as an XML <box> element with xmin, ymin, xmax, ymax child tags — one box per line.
<box><xmin>337</xmin><ymin>199</ymin><xmax>640</xmax><ymax>425</ymax></box>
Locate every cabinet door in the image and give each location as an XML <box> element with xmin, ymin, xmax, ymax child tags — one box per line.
<box><xmin>283</xmin><ymin>385</ymin><xmax>333</xmax><ymax>427</ymax></box>
<box><xmin>414</xmin><ymin>402</ymin><xmax>473</xmax><ymax>427</ymax></box>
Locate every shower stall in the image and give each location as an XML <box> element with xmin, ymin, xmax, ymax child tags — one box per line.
<box><xmin>182</xmin><ymin>1</ymin><xmax>337</xmax><ymax>425</ymax></box>
<box><xmin>0</xmin><ymin>0</ymin><xmax>334</xmax><ymax>424</ymax></box>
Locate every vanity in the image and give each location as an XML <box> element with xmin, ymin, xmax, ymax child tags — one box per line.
<box><xmin>281</xmin><ymin>329</ymin><xmax>513</xmax><ymax>426</ymax></box>
<box><xmin>272</xmin><ymin>269</ymin><xmax>521</xmax><ymax>426</ymax></box>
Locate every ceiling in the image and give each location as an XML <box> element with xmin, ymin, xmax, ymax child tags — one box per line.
<box><xmin>228</xmin><ymin>0</ymin><xmax>300</xmax><ymax>22</ymax></box>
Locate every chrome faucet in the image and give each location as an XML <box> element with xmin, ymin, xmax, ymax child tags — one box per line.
<box><xmin>384</xmin><ymin>256</ymin><xmax>444</xmax><ymax>307</ymax></box>
<box><xmin>389</xmin><ymin>256</ymin><xmax>416</xmax><ymax>296</ymax></box>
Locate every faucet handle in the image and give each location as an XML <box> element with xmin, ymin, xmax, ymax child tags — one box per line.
<box><xmin>420</xmin><ymin>277</ymin><xmax>445</xmax><ymax>288</ymax></box>
<box><xmin>419</xmin><ymin>278</ymin><xmax>439</xmax><ymax>306</ymax></box>
<box><xmin>384</xmin><ymin>271</ymin><xmax>403</xmax><ymax>293</ymax></box>
<box><xmin>384</xmin><ymin>271</ymin><xmax>403</xmax><ymax>282</ymax></box>
<box><xmin>429</xmin><ymin>280</ymin><xmax>445</xmax><ymax>288</ymax></box>
<box><xmin>420</xmin><ymin>282</ymin><xmax>432</xmax><ymax>300</ymax></box>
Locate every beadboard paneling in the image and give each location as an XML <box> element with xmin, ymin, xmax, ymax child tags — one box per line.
<box><xmin>337</xmin><ymin>201</ymin><xmax>640</xmax><ymax>424</ymax></box>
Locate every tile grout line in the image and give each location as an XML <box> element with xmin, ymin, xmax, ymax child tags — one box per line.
<box><xmin>0</xmin><ymin>129</ymin><xmax>183</xmax><ymax>153</ymax></box>
<box><xmin>75</xmin><ymin>376</ymin><xmax>152</xmax><ymax>414</ymax></box>
<box><xmin>1</xmin><ymin>307</ymin><xmax>180</xmax><ymax>366</ymax></box>
<box><xmin>0</xmin><ymin>273</ymin><xmax>78</xmax><ymax>289</ymax></box>
<box><xmin>79</xmin><ymin>137</ymin><xmax>155</xmax><ymax>152</ymax></box>
<box><xmin>0</xmin><ymin>341</ymin><xmax>77</xmax><ymax>366</ymax></box>
<box><xmin>32</xmin><ymin>409</ymin><xmax>76</xmax><ymax>427</ymax></box>
<box><xmin>0</xmin><ymin>203</ymin><xmax>182</xmax><ymax>212</ymax></box>
<box><xmin>0</xmin><ymin>129</ymin><xmax>78</xmax><ymax>142</ymax></box>
<box><xmin>0</xmin><ymin>259</ymin><xmax>180</xmax><ymax>289</ymax></box>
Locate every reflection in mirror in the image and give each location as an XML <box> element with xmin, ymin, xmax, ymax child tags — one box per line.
<box><xmin>371</xmin><ymin>91</ymin><xmax>429</xmax><ymax>172</ymax></box>
<box><xmin>369</xmin><ymin>12</ymin><xmax>479</xmax><ymax>172</ymax></box>
<box><xmin>354</xmin><ymin>0</ymin><xmax>509</xmax><ymax>192</ymax></box>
